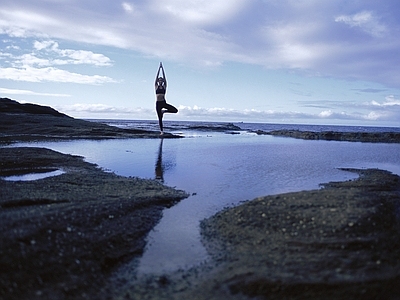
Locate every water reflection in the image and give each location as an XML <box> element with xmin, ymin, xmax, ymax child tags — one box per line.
<box><xmin>1</xmin><ymin>169</ymin><xmax>65</xmax><ymax>181</ymax></box>
<box><xmin>155</xmin><ymin>139</ymin><xmax>164</xmax><ymax>182</ymax></box>
<box><xmin>154</xmin><ymin>138</ymin><xmax>176</xmax><ymax>183</ymax></box>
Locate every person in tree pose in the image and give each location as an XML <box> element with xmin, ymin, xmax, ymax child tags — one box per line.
<box><xmin>155</xmin><ymin>62</ymin><xmax>178</xmax><ymax>134</ymax></box>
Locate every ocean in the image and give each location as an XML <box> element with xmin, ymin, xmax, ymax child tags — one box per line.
<box><xmin>7</xmin><ymin>120</ymin><xmax>400</xmax><ymax>274</ymax></box>
<box><xmin>93</xmin><ymin>119</ymin><xmax>400</xmax><ymax>134</ymax></box>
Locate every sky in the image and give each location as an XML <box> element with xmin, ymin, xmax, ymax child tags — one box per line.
<box><xmin>1</xmin><ymin>0</ymin><xmax>400</xmax><ymax>127</ymax></box>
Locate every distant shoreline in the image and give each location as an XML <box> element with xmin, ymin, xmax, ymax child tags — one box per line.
<box><xmin>254</xmin><ymin>129</ymin><xmax>400</xmax><ymax>143</ymax></box>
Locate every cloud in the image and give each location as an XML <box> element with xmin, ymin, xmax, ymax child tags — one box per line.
<box><xmin>300</xmin><ymin>95</ymin><xmax>400</xmax><ymax>123</ymax></box>
<box><xmin>352</xmin><ymin>88</ymin><xmax>387</xmax><ymax>93</ymax></box>
<box><xmin>335</xmin><ymin>11</ymin><xmax>387</xmax><ymax>38</ymax></box>
<box><xmin>0</xmin><ymin>66</ymin><xmax>116</xmax><ymax>84</ymax></box>
<box><xmin>56</xmin><ymin>101</ymin><xmax>399</xmax><ymax>125</ymax></box>
<box><xmin>33</xmin><ymin>40</ymin><xmax>55</xmax><ymax>51</ymax></box>
<box><xmin>60</xmin><ymin>103</ymin><xmax>153</xmax><ymax>115</ymax></box>
<box><xmin>0</xmin><ymin>87</ymin><xmax>70</xmax><ymax>97</ymax></box>
<box><xmin>152</xmin><ymin>0</ymin><xmax>248</xmax><ymax>25</ymax></box>
<box><xmin>365</xmin><ymin>111</ymin><xmax>384</xmax><ymax>121</ymax></box>
<box><xmin>369</xmin><ymin>95</ymin><xmax>400</xmax><ymax>107</ymax></box>
<box><xmin>0</xmin><ymin>9</ymin><xmax>58</xmax><ymax>38</ymax></box>
<box><xmin>356</xmin><ymin>95</ymin><xmax>400</xmax><ymax>122</ymax></box>
<box><xmin>32</xmin><ymin>40</ymin><xmax>113</xmax><ymax>66</ymax></box>
<box><xmin>122</xmin><ymin>2</ymin><xmax>134</xmax><ymax>14</ymax></box>
<box><xmin>0</xmin><ymin>39</ymin><xmax>116</xmax><ymax>83</ymax></box>
<box><xmin>177</xmin><ymin>105</ymin><xmax>376</xmax><ymax>123</ymax></box>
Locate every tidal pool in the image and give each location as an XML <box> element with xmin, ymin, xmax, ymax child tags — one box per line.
<box><xmin>8</xmin><ymin>132</ymin><xmax>400</xmax><ymax>273</ymax></box>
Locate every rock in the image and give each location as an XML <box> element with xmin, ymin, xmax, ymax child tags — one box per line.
<box><xmin>254</xmin><ymin>129</ymin><xmax>400</xmax><ymax>143</ymax></box>
<box><xmin>0</xmin><ymin>98</ymin><xmax>181</xmax><ymax>142</ymax></box>
<box><xmin>0</xmin><ymin>147</ymin><xmax>188</xmax><ymax>299</ymax></box>
<box><xmin>0</xmin><ymin>97</ymin><xmax>67</xmax><ymax>117</ymax></box>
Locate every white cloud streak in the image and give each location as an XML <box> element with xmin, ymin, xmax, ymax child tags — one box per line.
<box><xmin>0</xmin><ymin>87</ymin><xmax>70</xmax><ymax>97</ymax></box>
<box><xmin>0</xmin><ymin>66</ymin><xmax>116</xmax><ymax>84</ymax></box>
<box><xmin>369</xmin><ymin>95</ymin><xmax>400</xmax><ymax>107</ymax></box>
<box><xmin>58</xmin><ymin>102</ymin><xmax>400</xmax><ymax>125</ymax></box>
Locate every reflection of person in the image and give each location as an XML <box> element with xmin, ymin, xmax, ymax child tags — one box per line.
<box><xmin>155</xmin><ymin>62</ymin><xmax>178</xmax><ymax>135</ymax></box>
<box><xmin>155</xmin><ymin>139</ymin><xmax>164</xmax><ymax>182</ymax></box>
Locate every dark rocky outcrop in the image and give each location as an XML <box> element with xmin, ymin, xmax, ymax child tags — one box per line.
<box><xmin>0</xmin><ymin>98</ymin><xmax>179</xmax><ymax>142</ymax></box>
<box><xmin>254</xmin><ymin>129</ymin><xmax>400</xmax><ymax>143</ymax></box>
<box><xmin>0</xmin><ymin>98</ymin><xmax>67</xmax><ymax>117</ymax></box>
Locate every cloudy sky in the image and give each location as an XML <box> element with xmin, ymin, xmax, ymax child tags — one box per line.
<box><xmin>1</xmin><ymin>0</ymin><xmax>400</xmax><ymax>126</ymax></box>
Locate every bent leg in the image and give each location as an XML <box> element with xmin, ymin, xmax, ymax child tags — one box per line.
<box><xmin>163</xmin><ymin>102</ymin><xmax>178</xmax><ymax>114</ymax></box>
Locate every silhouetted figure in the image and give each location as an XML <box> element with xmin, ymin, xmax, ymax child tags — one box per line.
<box><xmin>155</xmin><ymin>62</ymin><xmax>178</xmax><ymax>135</ymax></box>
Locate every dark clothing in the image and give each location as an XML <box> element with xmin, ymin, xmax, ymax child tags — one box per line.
<box><xmin>156</xmin><ymin>86</ymin><xmax>166</xmax><ymax>95</ymax></box>
<box><xmin>156</xmin><ymin>100</ymin><xmax>178</xmax><ymax>131</ymax></box>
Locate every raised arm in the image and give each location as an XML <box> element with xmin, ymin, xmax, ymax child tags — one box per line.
<box><xmin>155</xmin><ymin>62</ymin><xmax>167</xmax><ymax>88</ymax></box>
<box><xmin>160</xmin><ymin>63</ymin><xmax>167</xmax><ymax>89</ymax></box>
<box><xmin>155</xmin><ymin>64</ymin><xmax>162</xmax><ymax>86</ymax></box>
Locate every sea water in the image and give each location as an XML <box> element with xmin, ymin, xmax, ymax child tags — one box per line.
<box><xmin>5</xmin><ymin>121</ymin><xmax>400</xmax><ymax>274</ymax></box>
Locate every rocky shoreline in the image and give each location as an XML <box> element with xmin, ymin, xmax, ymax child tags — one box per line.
<box><xmin>254</xmin><ymin>129</ymin><xmax>400</xmax><ymax>143</ymax></box>
<box><xmin>197</xmin><ymin>168</ymin><xmax>400</xmax><ymax>299</ymax></box>
<box><xmin>0</xmin><ymin>147</ymin><xmax>188</xmax><ymax>299</ymax></box>
<box><xmin>1</xmin><ymin>98</ymin><xmax>400</xmax><ymax>299</ymax></box>
<box><xmin>0</xmin><ymin>98</ymin><xmax>180</xmax><ymax>143</ymax></box>
<box><xmin>109</xmin><ymin>169</ymin><xmax>400</xmax><ymax>300</ymax></box>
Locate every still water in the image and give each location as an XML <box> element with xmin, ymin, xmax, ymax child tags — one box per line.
<box><xmin>8</xmin><ymin>129</ymin><xmax>400</xmax><ymax>273</ymax></box>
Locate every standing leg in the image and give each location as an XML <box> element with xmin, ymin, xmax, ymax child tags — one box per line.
<box><xmin>156</xmin><ymin>101</ymin><xmax>164</xmax><ymax>133</ymax></box>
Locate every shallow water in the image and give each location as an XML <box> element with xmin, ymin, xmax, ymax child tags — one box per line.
<box><xmin>1</xmin><ymin>169</ymin><xmax>64</xmax><ymax>181</ymax></box>
<box><xmin>7</xmin><ymin>123</ymin><xmax>400</xmax><ymax>274</ymax></box>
